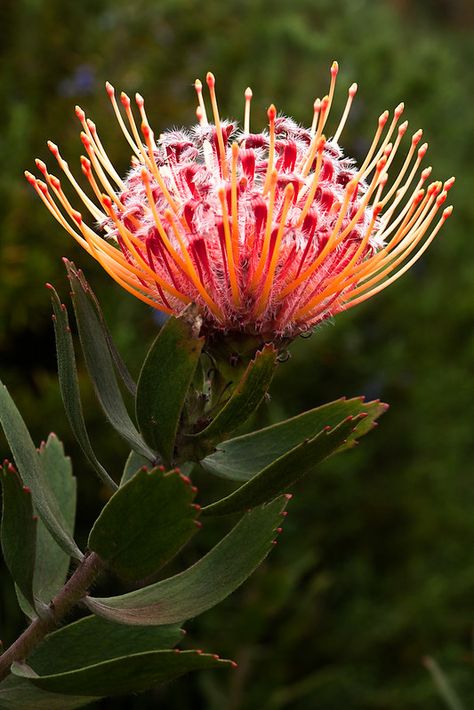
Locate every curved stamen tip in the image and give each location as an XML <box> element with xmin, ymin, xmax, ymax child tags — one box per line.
<box><xmin>24</xmin><ymin>170</ymin><xmax>36</xmax><ymax>185</ymax></box>
<box><xmin>245</xmin><ymin>87</ymin><xmax>253</xmax><ymax>99</ymax></box>
<box><xmin>135</xmin><ymin>93</ymin><xmax>144</xmax><ymax>108</ymax></box>
<box><xmin>398</xmin><ymin>120</ymin><xmax>409</xmax><ymax>135</ymax></box>
<box><xmin>444</xmin><ymin>176</ymin><xmax>456</xmax><ymax>191</ymax></box>
<box><xmin>71</xmin><ymin>210</ymin><xmax>82</xmax><ymax>225</ymax></box>
<box><xmin>379</xmin><ymin>110</ymin><xmax>389</xmax><ymax>126</ymax></box>
<box><xmin>443</xmin><ymin>205</ymin><xmax>453</xmax><ymax>219</ymax></box>
<box><xmin>418</xmin><ymin>143</ymin><xmax>428</xmax><ymax>159</ymax></box>
<box><xmin>35</xmin><ymin>158</ymin><xmax>47</xmax><ymax>174</ymax></box>
<box><xmin>120</xmin><ymin>92</ymin><xmax>131</xmax><ymax>108</ymax></box>
<box><xmin>206</xmin><ymin>72</ymin><xmax>215</xmax><ymax>88</ymax></box>
<box><xmin>267</xmin><ymin>104</ymin><xmax>277</xmax><ymax>121</ymax></box>
<box><xmin>331</xmin><ymin>60</ymin><xmax>339</xmax><ymax>76</ymax></box>
<box><xmin>421</xmin><ymin>166</ymin><xmax>432</xmax><ymax>180</ymax></box>
<box><xmin>394</xmin><ymin>102</ymin><xmax>404</xmax><ymax>118</ymax></box>
<box><xmin>412</xmin><ymin>129</ymin><xmax>423</xmax><ymax>145</ymax></box>
<box><xmin>196</xmin><ymin>106</ymin><xmax>204</xmax><ymax>121</ymax></box>
<box><xmin>47</xmin><ymin>140</ymin><xmax>59</xmax><ymax>157</ymax></box>
<box><xmin>105</xmin><ymin>81</ymin><xmax>115</xmax><ymax>97</ymax></box>
<box><xmin>349</xmin><ymin>82</ymin><xmax>358</xmax><ymax>97</ymax></box>
<box><xmin>194</xmin><ymin>79</ymin><xmax>202</xmax><ymax>91</ymax></box>
<box><xmin>75</xmin><ymin>105</ymin><xmax>85</xmax><ymax>121</ymax></box>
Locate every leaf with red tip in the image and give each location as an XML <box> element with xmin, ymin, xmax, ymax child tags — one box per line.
<box><xmin>85</xmin><ymin>496</ymin><xmax>287</xmax><ymax>625</ymax></box>
<box><xmin>187</xmin><ymin>344</ymin><xmax>278</xmax><ymax>459</ymax></box>
<box><xmin>0</xmin><ymin>463</ymin><xmax>37</xmax><ymax>608</ymax></box>
<box><xmin>202</xmin><ymin>413</ymin><xmax>373</xmax><ymax>516</ymax></box>
<box><xmin>136</xmin><ymin>312</ymin><xmax>204</xmax><ymax>466</ymax></box>
<box><xmin>202</xmin><ymin>397</ymin><xmax>387</xmax><ymax>481</ymax></box>
<box><xmin>120</xmin><ymin>450</ymin><xmax>150</xmax><ymax>486</ymax></box>
<box><xmin>0</xmin><ymin>381</ymin><xmax>81</xmax><ymax>560</ymax></box>
<box><xmin>88</xmin><ymin>467</ymin><xmax>199</xmax><ymax>580</ymax></box>
<box><xmin>12</xmin><ymin>649</ymin><xmax>232</xmax><ymax>697</ymax></box>
<box><xmin>64</xmin><ymin>261</ymin><xmax>155</xmax><ymax>461</ymax></box>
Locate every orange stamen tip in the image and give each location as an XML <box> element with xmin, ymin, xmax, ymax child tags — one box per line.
<box><xmin>141</xmin><ymin>122</ymin><xmax>150</xmax><ymax>138</ymax></box>
<box><xmin>50</xmin><ymin>175</ymin><xmax>61</xmax><ymax>190</ymax></box>
<box><xmin>80</xmin><ymin>156</ymin><xmax>91</xmax><ymax>174</ymax></box>
<box><xmin>120</xmin><ymin>92</ymin><xmax>131</xmax><ymax>108</ymax></box>
<box><xmin>421</xmin><ymin>166</ymin><xmax>432</xmax><ymax>180</ymax></box>
<box><xmin>194</xmin><ymin>79</ymin><xmax>202</xmax><ymax>91</ymax></box>
<box><xmin>394</xmin><ymin>102</ymin><xmax>404</xmax><ymax>118</ymax></box>
<box><xmin>47</xmin><ymin>141</ymin><xmax>59</xmax><ymax>156</ymax></box>
<box><xmin>379</xmin><ymin>111</ymin><xmax>389</xmax><ymax>126</ymax></box>
<box><xmin>444</xmin><ymin>177</ymin><xmax>455</xmax><ymax>191</ymax></box>
<box><xmin>321</xmin><ymin>95</ymin><xmax>330</xmax><ymax>110</ymax></box>
<box><xmin>105</xmin><ymin>81</ymin><xmax>115</xmax><ymax>97</ymax></box>
<box><xmin>374</xmin><ymin>203</ymin><xmax>383</xmax><ymax>216</ymax></box>
<box><xmin>75</xmin><ymin>105</ymin><xmax>85</xmax><ymax>121</ymax></box>
<box><xmin>384</xmin><ymin>143</ymin><xmax>393</xmax><ymax>157</ymax></box>
<box><xmin>80</xmin><ymin>132</ymin><xmax>91</xmax><ymax>148</ymax></box>
<box><xmin>436</xmin><ymin>191</ymin><xmax>447</xmax><ymax>207</ymax></box>
<box><xmin>331</xmin><ymin>60</ymin><xmax>339</xmax><ymax>76</ymax></box>
<box><xmin>232</xmin><ymin>141</ymin><xmax>239</xmax><ymax>157</ymax></box>
<box><xmin>418</xmin><ymin>143</ymin><xmax>428</xmax><ymax>159</ymax></box>
<box><xmin>245</xmin><ymin>87</ymin><xmax>253</xmax><ymax>99</ymax></box>
<box><xmin>37</xmin><ymin>180</ymin><xmax>48</xmax><ymax>195</ymax></box>
<box><xmin>346</xmin><ymin>179</ymin><xmax>357</xmax><ymax>195</ymax></box>
<box><xmin>217</xmin><ymin>186</ymin><xmax>226</xmax><ymax>199</ymax></box>
<box><xmin>398</xmin><ymin>120</ymin><xmax>409</xmax><ymax>135</ymax></box>
<box><xmin>267</xmin><ymin>104</ymin><xmax>277</xmax><ymax>121</ymax></box>
<box><xmin>443</xmin><ymin>205</ymin><xmax>453</xmax><ymax>219</ymax></box>
<box><xmin>349</xmin><ymin>82</ymin><xmax>358</xmax><ymax>97</ymax></box>
<box><xmin>101</xmin><ymin>194</ymin><xmax>113</xmax><ymax>209</ymax></box>
<box><xmin>72</xmin><ymin>210</ymin><xmax>82</xmax><ymax>224</ymax></box>
<box><xmin>415</xmin><ymin>189</ymin><xmax>425</xmax><ymax>203</ymax></box>
<box><xmin>412</xmin><ymin>129</ymin><xmax>423</xmax><ymax>145</ymax></box>
<box><xmin>376</xmin><ymin>156</ymin><xmax>387</xmax><ymax>172</ymax></box>
<box><xmin>206</xmin><ymin>72</ymin><xmax>215</xmax><ymax>88</ymax></box>
<box><xmin>24</xmin><ymin>170</ymin><xmax>36</xmax><ymax>184</ymax></box>
<box><xmin>196</xmin><ymin>106</ymin><xmax>204</xmax><ymax>120</ymax></box>
<box><xmin>313</xmin><ymin>98</ymin><xmax>321</xmax><ymax>112</ymax></box>
<box><xmin>35</xmin><ymin>158</ymin><xmax>47</xmax><ymax>174</ymax></box>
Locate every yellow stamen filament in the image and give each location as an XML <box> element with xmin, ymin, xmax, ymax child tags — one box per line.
<box><xmin>75</xmin><ymin>107</ymin><xmax>124</xmax><ymax>188</ymax></box>
<box><xmin>263</xmin><ymin>104</ymin><xmax>277</xmax><ymax>194</ymax></box>
<box><xmin>379</xmin><ymin>135</ymin><xmax>425</xmax><ymax>209</ymax></box>
<box><xmin>194</xmin><ymin>80</ymin><xmax>208</xmax><ymax>125</ymax></box>
<box><xmin>231</xmin><ymin>142</ymin><xmax>240</xmax><ymax>263</ymax></box>
<box><xmin>253</xmin><ymin>183</ymin><xmax>295</xmax><ymax>317</ymax></box>
<box><xmin>358</xmin><ymin>104</ymin><xmax>404</xmax><ymax>181</ymax></box>
<box><xmin>333</xmin><ymin>83</ymin><xmax>357</xmax><ymax>144</ymax></box>
<box><xmin>320</xmin><ymin>60</ymin><xmax>338</xmax><ymax>132</ymax></box>
<box><xmin>310</xmin><ymin>99</ymin><xmax>321</xmax><ymax>137</ymax></box>
<box><xmin>218</xmin><ymin>187</ymin><xmax>240</xmax><ymax>305</ymax></box>
<box><xmin>105</xmin><ymin>83</ymin><xmax>141</xmax><ymax>158</ymax></box>
<box><xmin>250</xmin><ymin>170</ymin><xmax>278</xmax><ymax>289</ymax></box>
<box><xmin>80</xmin><ymin>133</ymin><xmax>125</xmax><ymax>212</ymax></box>
<box><xmin>296</xmin><ymin>136</ymin><xmax>326</xmax><ymax>227</ymax></box>
<box><xmin>206</xmin><ymin>72</ymin><xmax>229</xmax><ymax>179</ymax></box>
<box><xmin>301</xmin><ymin>95</ymin><xmax>329</xmax><ymax>176</ymax></box>
<box><xmin>244</xmin><ymin>87</ymin><xmax>252</xmax><ymax>134</ymax></box>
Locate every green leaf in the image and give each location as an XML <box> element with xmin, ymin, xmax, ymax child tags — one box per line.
<box><xmin>49</xmin><ymin>285</ymin><xmax>117</xmax><ymax>491</ymax></box>
<box><xmin>65</xmin><ymin>261</ymin><xmax>137</xmax><ymax>397</ymax></box>
<box><xmin>0</xmin><ymin>381</ymin><xmax>81</xmax><ymax>560</ymax></box>
<box><xmin>202</xmin><ymin>397</ymin><xmax>387</xmax><ymax>481</ymax></box>
<box><xmin>188</xmin><ymin>344</ymin><xmax>277</xmax><ymax>459</ymax></box>
<box><xmin>120</xmin><ymin>449</ymin><xmax>150</xmax><ymax>486</ymax></box>
<box><xmin>136</xmin><ymin>313</ymin><xmax>204</xmax><ymax>465</ymax></box>
<box><xmin>0</xmin><ymin>464</ymin><xmax>37</xmax><ymax>607</ymax></box>
<box><xmin>0</xmin><ymin>675</ymin><xmax>98</xmax><ymax>710</ymax></box>
<box><xmin>88</xmin><ymin>467</ymin><xmax>199</xmax><ymax>580</ymax></box>
<box><xmin>64</xmin><ymin>261</ymin><xmax>155</xmax><ymax>461</ymax></box>
<box><xmin>12</xmin><ymin>650</ymin><xmax>233</xmax><ymax>697</ymax></box>
<box><xmin>202</xmin><ymin>414</ymin><xmax>369</xmax><ymax>515</ymax></box>
<box><xmin>33</xmin><ymin>434</ymin><xmax>77</xmax><ymax>606</ymax></box>
<box><xmin>28</xmin><ymin>616</ymin><xmax>183</xmax><ymax>674</ymax></box>
<box><xmin>85</xmin><ymin>496</ymin><xmax>287</xmax><ymax>625</ymax></box>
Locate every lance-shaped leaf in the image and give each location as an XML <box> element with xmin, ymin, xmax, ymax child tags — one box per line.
<box><xmin>0</xmin><ymin>674</ymin><xmax>99</xmax><ymax>710</ymax></box>
<box><xmin>88</xmin><ymin>467</ymin><xmax>200</xmax><ymax>580</ymax></box>
<box><xmin>12</xmin><ymin>650</ymin><xmax>233</xmax><ymax>696</ymax></box>
<box><xmin>187</xmin><ymin>344</ymin><xmax>278</xmax><ymax>460</ymax></box>
<box><xmin>28</xmin><ymin>616</ymin><xmax>183</xmax><ymax>674</ymax></box>
<box><xmin>85</xmin><ymin>496</ymin><xmax>287</xmax><ymax>625</ymax></box>
<box><xmin>202</xmin><ymin>414</ymin><xmax>371</xmax><ymax>516</ymax></box>
<box><xmin>136</xmin><ymin>314</ymin><xmax>204</xmax><ymax>465</ymax></box>
<box><xmin>64</xmin><ymin>261</ymin><xmax>137</xmax><ymax>396</ymax></box>
<box><xmin>49</xmin><ymin>285</ymin><xmax>116</xmax><ymax>490</ymax></box>
<box><xmin>202</xmin><ymin>397</ymin><xmax>388</xmax><ymax>481</ymax></box>
<box><xmin>0</xmin><ymin>381</ymin><xmax>81</xmax><ymax>560</ymax></box>
<box><xmin>0</xmin><ymin>464</ymin><xmax>37</xmax><ymax>608</ymax></box>
<box><xmin>65</xmin><ymin>261</ymin><xmax>154</xmax><ymax>461</ymax></box>
<box><xmin>120</xmin><ymin>450</ymin><xmax>150</xmax><ymax>486</ymax></box>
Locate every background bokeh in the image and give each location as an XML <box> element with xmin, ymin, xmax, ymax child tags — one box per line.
<box><xmin>1</xmin><ymin>0</ymin><xmax>474</xmax><ymax>707</ymax></box>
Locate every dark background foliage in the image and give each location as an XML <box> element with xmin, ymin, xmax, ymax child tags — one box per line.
<box><xmin>1</xmin><ymin>0</ymin><xmax>474</xmax><ymax>707</ymax></box>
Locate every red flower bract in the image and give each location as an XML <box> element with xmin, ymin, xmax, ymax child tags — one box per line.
<box><xmin>26</xmin><ymin>63</ymin><xmax>454</xmax><ymax>337</ymax></box>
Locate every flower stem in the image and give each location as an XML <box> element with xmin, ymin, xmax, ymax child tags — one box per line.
<box><xmin>0</xmin><ymin>551</ymin><xmax>103</xmax><ymax>682</ymax></box>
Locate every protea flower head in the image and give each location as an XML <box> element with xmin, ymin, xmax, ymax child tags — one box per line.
<box><xmin>26</xmin><ymin>63</ymin><xmax>454</xmax><ymax>338</ymax></box>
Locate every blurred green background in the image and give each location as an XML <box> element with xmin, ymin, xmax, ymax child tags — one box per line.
<box><xmin>1</xmin><ymin>0</ymin><xmax>474</xmax><ymax>707</ymax></box>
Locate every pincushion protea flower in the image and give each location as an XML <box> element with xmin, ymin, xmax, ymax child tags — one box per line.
<box><xmin>26</xmin><ymin>63</ymin><xmax>454</xmax><ymax>337</ymax></box>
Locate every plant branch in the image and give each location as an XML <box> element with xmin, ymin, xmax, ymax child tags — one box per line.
<box><xmin>0</xmin><ymin>551</ymin><xmax>103</xmax><ymax>682</ymax></box>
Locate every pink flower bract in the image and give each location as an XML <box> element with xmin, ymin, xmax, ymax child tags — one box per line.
<box><xmin>26</xmin><ymin>63</ymin><xmax>454</xmax><ymax>337</ymax></box>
